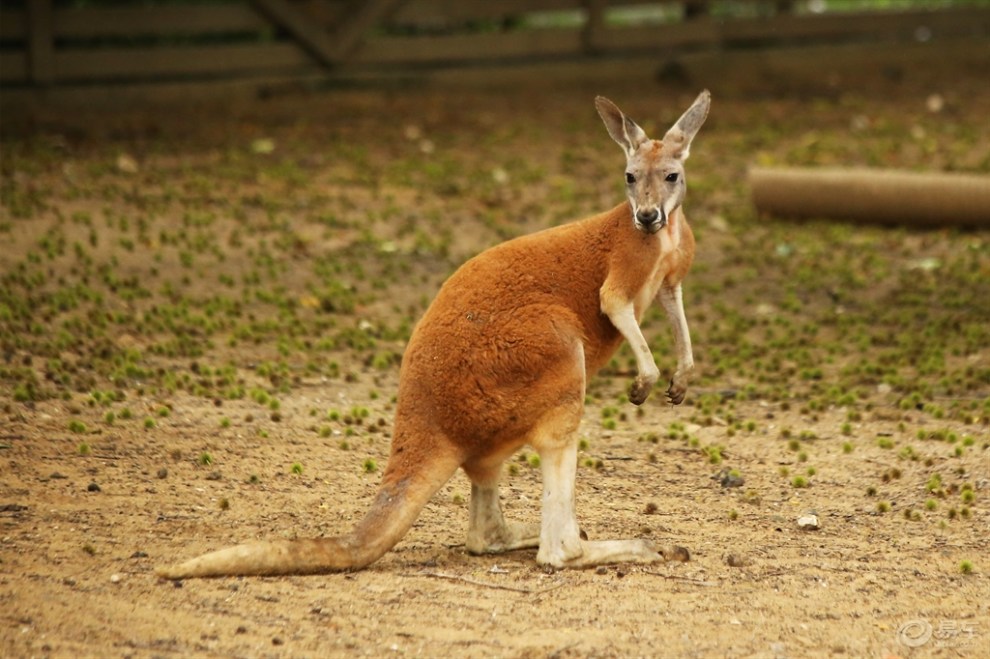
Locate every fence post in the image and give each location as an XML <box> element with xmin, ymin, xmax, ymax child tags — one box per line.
<box><xmin>27</xmin><ymin>0</ymin><xmax>55</xmax><ymax>85</ymax></box>
<box><xmin>583</xmin><ymin>0</ymin><xmax>606</xmax><ymax>55</ymax></box>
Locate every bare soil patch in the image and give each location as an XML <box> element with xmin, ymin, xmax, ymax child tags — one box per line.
<box><xmin>2</xmin><ymin>77</ymin><xmax>988</xmax><ymax>658</ymax></box>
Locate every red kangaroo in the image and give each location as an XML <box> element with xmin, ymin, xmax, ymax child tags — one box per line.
<box><xmin>157</xmin><ymin>91</ymin><xmax>711</xmax><ymax>578</ymax></box>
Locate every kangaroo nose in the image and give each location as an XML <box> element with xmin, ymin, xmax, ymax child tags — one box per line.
<box><xmin>636</xmin><ymin>208</ymin><xmax>659</xmax><ymax>225</ymax></box>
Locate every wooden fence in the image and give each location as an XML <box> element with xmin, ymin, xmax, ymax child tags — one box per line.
<box><xmin>1</xmin><ymin>0</ymin><xmax>989</xmax><ymax>88</ymax></box>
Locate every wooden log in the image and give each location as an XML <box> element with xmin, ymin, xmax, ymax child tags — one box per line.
<box><xmin>750</xmin><ymin>166</ymin><xmax>990</xmax><ymax>227</ymax></box>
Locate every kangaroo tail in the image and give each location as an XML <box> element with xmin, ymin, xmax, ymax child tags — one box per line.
<box><xmin>156</xmin><ymin>446</ymin><xmax>460</xmax><ymax>579</ymax></box>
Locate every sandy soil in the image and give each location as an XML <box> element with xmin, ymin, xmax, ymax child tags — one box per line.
<box><xmin>1</xmin><ymin>71</ymin><xmax>988</xmax><ymax>658</ymax></box>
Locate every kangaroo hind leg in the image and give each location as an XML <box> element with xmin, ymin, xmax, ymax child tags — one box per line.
<box><xmin>532</xmin><ymin>401</ymin><xmax>667</xmax><ymax>569</ymax></box>
<box><xmin>463</xmin><ymin>461</ymin><xmax>540</xmax><ymax>554</ymax></box>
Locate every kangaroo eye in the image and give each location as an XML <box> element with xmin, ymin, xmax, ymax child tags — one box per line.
<box><xmin>665</xmin><ymin>172</ymin><xmax>679</xmax><ymax>183</ymax></box>
<box><xmin>625</xmin><ymin>172</ymin><xmax>636</xmax><ymax>185</ymax></box>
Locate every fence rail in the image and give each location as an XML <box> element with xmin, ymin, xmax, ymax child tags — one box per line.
<box><xmin>1</xmin><ymin>0</ymin><xmax>988</xmax><ymax>87</ymax></box>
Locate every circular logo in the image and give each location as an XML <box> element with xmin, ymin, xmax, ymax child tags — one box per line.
<box><xmin>897</xmin><ymin>619</ymin><xmax>933</xmax><ymax>648</ymax></box>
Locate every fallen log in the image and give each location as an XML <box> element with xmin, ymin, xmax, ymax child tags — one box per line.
<box><xmin>750</xmin><ymin>166</ymin><xmax>990</xmax><ymax>227</ymax></box>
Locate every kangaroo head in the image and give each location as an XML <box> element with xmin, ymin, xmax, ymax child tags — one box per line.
<box><xmin>595</xmin><ymin>91</ymin><xmax>711</xmax><ymax>234</ymax></box>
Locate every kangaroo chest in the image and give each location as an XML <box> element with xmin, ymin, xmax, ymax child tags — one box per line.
<box><xmin>632</xmin><ymin>223</ymin><xmax>680</xmax><ymax>321</ymax></box>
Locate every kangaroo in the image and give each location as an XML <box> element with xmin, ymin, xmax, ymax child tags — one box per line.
<box><xmin>157</xmin><ymin>91</ymin><xmax>711</xmax><ymax>579</ymax></box>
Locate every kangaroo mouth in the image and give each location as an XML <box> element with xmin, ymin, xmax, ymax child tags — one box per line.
<box><xmin>634</xmin><ymin>208</ymin><xmax>667</xmax><ymax>234</ymax></box>
<box><xmin>637</xmin><ymin>216</ymin><xmax>667</xmax><ymax>234</ymax></box>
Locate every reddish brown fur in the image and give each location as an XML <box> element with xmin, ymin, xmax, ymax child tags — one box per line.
<box><xmin>389</xmin><ymin>200</ymin><xmax>694</xmax><ymax>474</ymax></box>
<box><xmin>156</xmin><ymin>92</ymin><xmax>708</xmax><ymax>579</ymax></box>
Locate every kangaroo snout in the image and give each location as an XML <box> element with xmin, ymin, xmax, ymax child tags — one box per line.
<box><xmin>635</xmin><ymin>207</ymin><xmax>666</xmax><ymax>233</ymax></box>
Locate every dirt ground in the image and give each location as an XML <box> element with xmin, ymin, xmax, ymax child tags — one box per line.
<box><xmin>1</xmin><ymin>66</ymin><xmax>988</xmax><ymax>658</ymax></box>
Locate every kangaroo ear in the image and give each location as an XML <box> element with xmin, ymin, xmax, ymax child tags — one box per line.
<box><xmin>662</xmin><ymin>90</ymin><xmax>711</xmax><ymax>160</ymax></box>
<box><xmin>595</xmin><ymin>96</ymin><xmax>649</xmax><ymax>156</ymax></box>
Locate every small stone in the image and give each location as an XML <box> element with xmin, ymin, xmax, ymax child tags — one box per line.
<box><xmin>708</xmin><ymin>215</ymin><xmax>730</xmax><ymax>232</ymax></box>
<box><xmin>755</xmin><ymin>303</ymin><xmax>777</xmax><ymax>316</ymax></box>
<box><xmin>87</xmin><ymin>482</ymin><xmax>101</xmax><ymax>492</ymax></box>
<box><xmin>235</xmin><ymin>626</ymin><xmax>248</xmax><ymax>635</ymax></box>
<box><xmin>662</xmin><ymin>545</ymin><xmax>691</xmax><ymax>562</ymax></box>
<box><xmin>725</xmin><ymin>553</ymin><xmax>751</xmax><ymax>568</ymax></box>
<box><xmin>595</xmin><ymin>566</ymin><xmax>609</xmax><ymax>575</ymax></box>
<box><xmin>157</xmin><ymin>468</ymin><xmax>168</xmax><ymax>479</ymax></box>
<box><xmin>251</xmin><ymin>138</ymin><xmax>276</xmax><ymax>155</ymax></box>
<box><xmin>797</xmin><ymin>513</ymin><xmax>820</xmax><ymax>530</ymax></box>
<box><xmin>130</xmin><ymin>551</ymin><xmax>148</xmax><ymax>559</ymax></box>
<box><xmin>116</xmin><ymin>153</ymin><xmax>139</xmax><ymax>174</ymax></box>
<box><xmin>271</xmin><ymin>637</ymin><xmax>284</xmax><ymax>646</ymax></box>
<box><xmin>926</xmin><ymin>93</ymin><xmax>945</xmax><ymax>113</ymax></box>
<box><xmin>716</xmin><ymin>468</ymin><xmax>745</xmax><ymax>488</ymax></box>
<box><xmin>110</xmin><ymin>573</ymin><xmax>122</xmax><ymax>583</ymax></box>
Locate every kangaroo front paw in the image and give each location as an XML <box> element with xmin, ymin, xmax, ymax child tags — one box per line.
<box><xmin>629</xmin><ymin>376</ymin><xmax>655</xmax><ymax>406</ymax></box>
<box><xmin>666</xmin><ymin>378</ymin><xmax>688</xmax><ymax>405</ymax></box>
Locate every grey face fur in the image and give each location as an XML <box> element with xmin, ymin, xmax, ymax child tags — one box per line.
<box><xmin>595</xmin><ymin>91</ymin><xmax>711</xmax><ymax>234</ymax></box>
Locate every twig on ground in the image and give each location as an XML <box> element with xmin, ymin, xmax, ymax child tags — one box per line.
<box><xmin>641</xmin><ymin>569</ymin><xmax>719</xmax><ymax>586</ymax></box>
<box><xmin>745</xmin><ymin>568</ymin><xmax>802</xmax><ymax>581</ymax></box>
<box><xmin>404</xmin><ymin>570</ymin><xmax>563</xmax><ymax>594</ymax></box>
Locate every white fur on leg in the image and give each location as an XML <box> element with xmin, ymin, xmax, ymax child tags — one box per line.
<box><xmin>466</xmin><ymin>482</ymin><xmax>540</xmax><ymax>554</ymax></box>
<box><xmin>605</xmin><ymin>302</ymin><xmax>660</xmax><ymax>387</ymax></box>
<box><xmin>602</xmin><ymin>300</ymin><xmax>659</xmax><ymax>405</ymax></box>
<box><xmin>535</xmin><ymin>442</ymin><xmax>584</xmax><ymax>566</ymax></box>
<box><xmin>535</xmin><ymin>440</ymin><xmax>667</xmax><ymax>569</ymax></box>
<box><xmin>659</xmin><ymin>283</ymin><xmax>694</xmax><ymax>404</ymax></box>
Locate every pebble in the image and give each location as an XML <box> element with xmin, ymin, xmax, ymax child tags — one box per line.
<box><xmin>661</xmin><ymin>545</ymin><xmax>691</xmax><ymax>563</ymax></box>
<box><xmin>797</xmin><ymin>513</ymin><xmax>821</xmax><ymax>530</ymax></box>
<box><xmin>87</xmin><ymin>482</ymin><xmax>101</xmax><ymax>492</ymax></box>
<box><xmin>116</xmin><ymin>153</ymin><xmax>139</xmax><ymax>174</ymax></box>
<box><xmin>110</xmin><ymin>573</ymin><xmax>122</xmax><ymax>584</ymax></box>
<box><xmin>716</xmin><ymin>468</ymin><xmax>744</xmax><ymax>488</ymax></box>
